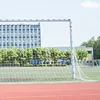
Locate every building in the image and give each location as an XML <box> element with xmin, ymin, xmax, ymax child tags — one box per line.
<box><xmin>0</xmin><ymin>23</ymin><xmax>41</xmax><ymax>48</ymax></box>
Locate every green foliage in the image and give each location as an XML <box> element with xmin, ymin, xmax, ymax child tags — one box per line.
<box><xmin>42</xmin><ymin>48</ymin><xmax>51</xmax><ymax>62</ymax></box>
<box><xmin>59</xmin><ymin>50</ymin><xmax>66</xmax><ymax>59</ymax></box>
<box><xmin>65</xmin><ymin>50</ymin><xmax>71</xmax><ymax>60</ymax></box>
<box><xmin>81</xmin><ymin>37</ymin><xmax>95</xmax><ymax>47</ymax></box>
<box><xmin>26</xmin><ymin>48</ymin><xmax>33</xmax><ymax>62</ymax></box>
<box><xmin>49</xmin><ymin>48</ymin><xmax>60</xmax><ymax>62</ymax></box>
<box><xmin>0</xmin><ymin>47</ymin><xmax>89</xmax><ymax>66</ymax></box>
<box><xmin>24</xmin><ymin>64</ymin><xmax>33</xmax><ymax>67</ymax></box>
<box><xmin>76</xmin><ymin>50</ymin><xmax>88</xmax><ymax>61</ymax></box>
<box><xmin>1</xmin><ymin>49</ymin><xmax>8</xmax><ymax>63</ymax></box>
<box><xmin>7</xmin><ymin>48</ymin><xmax>18</xmax><ymax>63</ymax></box>
<box><xmin>94</xmin><ymin>38</ymin><xmax>100</xmax><ymax>59</ymax></box>
<box><xmin>81</xmin><ymin>36</ymin><xmax>100</xmax><ymax>59</ymax></box>
<box><xmin>16</xmin><ymin>48</ymin><xmax>27</xmax><ymax>65</ymax></box>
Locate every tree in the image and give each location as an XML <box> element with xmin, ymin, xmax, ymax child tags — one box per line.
<box><xmin>33</xmin><ymin>48</ymin><xmax>51</xmax><ymax>64</ymax></box>
<box><xmin>81</xmin><ymin>42</ymin><xmax>88</xmax><ymax>47</ymax></box>
<box><xmin>81</xmin><ymin>36</ymin><xmax>100</xmax><ymax>59</ymax></box>
<box><xmin>76</xmin><ymin>50</ymin><xmax>88</xmax><ymax>61</ymax></box>
<box><xmin>42</xmin><ymin>48</ymin><xmax>51</xmax><ymax>64</ymax></box>
<box><xmin>7</xmin><ymin>48</ymin><xmax>18</xmax><ymax>64</ymax></box>
<box><xmin>49</xmin><ymin>48</ymin><xmax>60</xmax><ymax>63</ymax></box>
<box><xmin>0</xmin><ymin>49</ymin><xmax>3</xmax><ymax>62</ymax></box>
<box><xmin>59</xmin><ymin>50</ymin><xmax>66</xmax><ymax>59</ymax></box>
<box><xmin>26</xmin><ymin>48</ymin><xmax>33</xmax><ymax>63</ymax></box>
<box><xmin>33</xmin><ymin>48</ymin><xmax>43</xmax><ymax>64</ymax></box>
<box><xmin>65</xmin><ymin>50</ymin><xmax>71</xmax><ymax>60</ymax></box>
<box><xmin>1</xmin><ymin>49</ymin><xmax>8</xmax><ymax>63</ymax></box>
<box><xmin>94</xmin><ymin>37</ymin><xmax>100</xmax><ymax>59</ymax></box>
<box><xmin>16</xmin><ymin>48</ymin><xmax>27</xmax><ymax>65</ymax></box>
<box><xmin>81</xmin><ymin>38</ymin><xmax>95</xmax><ymax>47</ymax></box>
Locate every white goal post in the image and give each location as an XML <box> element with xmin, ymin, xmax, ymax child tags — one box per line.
<box><xmin>0</xmin><ymin>19</ymin><xmax>75</xmax><ymax>79</ymax></box>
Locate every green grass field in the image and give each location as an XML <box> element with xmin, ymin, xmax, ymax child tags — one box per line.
<box><xmin>82</xmin><ymin>67</ymin><xmax>100</xmax><ymax>80</ymax></box>
<box><xmin>0</xmin><ymin>66</ymin><xmax>100</xmax><ymax>83</ymax></box>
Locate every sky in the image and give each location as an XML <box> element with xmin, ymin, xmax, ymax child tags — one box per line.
<box><xmin>0</xmin><ymin>0</ymin><xmax>100</xmax><ymax>47</ymax></box>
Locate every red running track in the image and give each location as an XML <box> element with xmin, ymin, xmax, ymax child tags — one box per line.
<box><xmin>0</xmin><ymin>82</ymin><xmax>100</xmax><ymax>100</ymax></box>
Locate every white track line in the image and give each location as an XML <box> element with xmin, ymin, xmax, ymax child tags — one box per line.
<box><xmin>0</xmin><ymin>94</ymin><xmax>100</xmax><ymax>98</ymax></box>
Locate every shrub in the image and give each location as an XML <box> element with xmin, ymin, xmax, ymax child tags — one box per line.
<box><xmin>14</xmin><ymin>62</ymin><xmax>20</xmax><ymax>66</ymax></box>
<box><xmin>47</xmin><ymin>64</ymin><xmax>53</xmax><ymax>67</ymax></box>
<box><xmin>61</xmin><ymin>64</ymin><xmax>66</xmax><ymax>66</ymax></box>
<box><xmin>24</xmin><ymin>64</ymin><xmax>33</xmax><ymax>67</ymax></box>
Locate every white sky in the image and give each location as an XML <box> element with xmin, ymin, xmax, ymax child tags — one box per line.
<box><xmin>0</xmin><ymin>0</ymin><xmax>100</xmax><ymax>47</ymax></box>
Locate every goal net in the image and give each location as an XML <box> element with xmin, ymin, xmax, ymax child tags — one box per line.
<box><xmin>0</xmin><ymin>19</ymin><xmax>96</xmax><ymax>84</ymax></box>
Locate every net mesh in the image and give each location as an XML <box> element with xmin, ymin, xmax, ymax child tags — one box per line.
<box><xmin>0</xmin><ymin>48</ymin><xmax>95</xmax><ymax>84</ymax></box>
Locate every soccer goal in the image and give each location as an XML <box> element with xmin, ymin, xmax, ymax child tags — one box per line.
<box><xmin>0</xmin><ymin>19</ymin><xmax>94</xmax><ymax>83</ymax></box>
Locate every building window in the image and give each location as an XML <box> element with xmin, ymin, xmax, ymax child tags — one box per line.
<box><xmin>39</xmin><ymin>43</ymin><xmax>41</xmax><ymax>46</ymax></box>
<box><xmin>11</xmin><ymin>38</ymin><xmax>14</xmax><ymax>41</ymax></box>
<box><xmin>7</xmin><ymin>43</ymin><xmax>10</xmax><ymax>46</ymax></box>
<box><xmin>15</xmin><ymin>25</ymin><xmax>17</xmax><ymax>29</ymax></box>
<box><xmin>31</xmin><ymin>25</ymin><xmax>33</xmax><ymax>28</ymax></box>
<box><xmin>0</xmin><ymin>29</ymin><xmax>1</xmax><ymax>33</ymax></box>
<box><xmin>31</xmin><ymin>44</ymin><xmax>33</xmax><ymax>46</ymax></box>
<box><xmin>34</xmin><ymin>29</ymin><xmax>37</xmax><ymax>33</ymax></box>
<box><xmin>3</xmin><ymin>29</ymin><xmax>5</xmax><ymax>33</ymax></box>
<box><xmin>7</xmin><ymin>25</ymin><xmax>9</xmax><ymax>29</ymax></box>
<box><xmin>34</xmin><ymin>36</ymin><xmax>37</xmax><ymax>38</ymax></box>
<box><xmin>39</xmin><ymin>40</ymin><xmax>41</xmax><ymax>42</ymax></box>
<box><xmin>7</xmin><ymin>35</ymin><xmax>10</xmax><ymax>38</ymax></box>
<box><xmin>19</xmin><ymin>36</ymin><xmax>21</xmax><ymax>38</ymax></box>
<box><xmin>19</xmin><ymin>25</ymin><xmax>21</xmax><ymax>28</ymax></box>
<box><xmin>11</xmin><ymin>36</ymin><xmax>13</xmax><ymax>38</ymax></box>
<box><xmin>23</xmin><ymin>29</ymin><xmax>25</xmax><ymax>33</ymax></box>
<box><xmin>7</xmin><ymin>29</ymin><xmax>9</xmax><ymax>33</ymax></box>
<box><xmin>27</xmin><ymin>29</ymin><xmax>29</xmax><ymax>33</ymax></box>
<box><xmin>11</xmin><ymin>29</ymin><xmax>13</xmax><ymax>33</ymax></box>
<box><xmin>3</xmin><ymin>44</ymin><xmax>6</xmax><ymax>46</ymax></box>
<box><xmin>26</xmin><ymin>25</ymin><xmax>29</xmax><ymax>28</ymax></box>
<box><xmin>15</xmin><ymin>29</ymin><xmax>17</xmax><ymax>33</ymax></box>
<box><xmin>19</xmin><ymin>29</ymin><xmax>21</xmax><ymax>33</ymax></box>
<box><xmin>3</xmin><ymin>36</ymin><xmax>5</xmax><ymax>38</ymax></box>
<box><xmin>23</xmin><ymin>36</ymin><xmax>25</xmax><ymax>38</ymax></box>
<box><xmin>27</xmin><ymin>35</ymin><xmax>29</xmax><ymax>38</ymax></box>
<box><xmin>38</xmin><ymin>32</ymin><xmax>40</xmax><ymax>35</ymax></box>
<box><xmin>31</xmin><ymin>29</ymin><xmax>33</xmax><ymax>33</ymax></box>
<box><xmin>38</xmin><ymin>29</ymin><xmax>40</xmax><ymax>33</ymax></box>
<box><xmin>23</xmin><ymin>44</ymin><xmax>25</xmax><ymax>46</ymax></box>
<box><xmin>31</xmin><ymin>36</ymin><xmax>33</xmax><ymax>38</ymax></box>
<box><xmin>23</xmin><ymin>38</ymin><xmax>25</xmax><ymax>41</ymax></box>
<box><xmin>3</xmin><ymin>25</ymin><xmax>5</xmax><ymax>28</ymax></box>
<box><xmin>35</xmin><ymin>43</ymin><xmax>37</xmax><ymax>46</ymax></box>
<box><xmin>11</xmin><ymin>25</ymin><xmax>13</xmax><ymax>28</ymax></box>
<box><xmin>11</xmin><ymin>43</ymin><xmax>14</xmax><ymax>46</ymax></box>
<box><xmin>27</xmin><ymin>44</ymin><xmax>29</xmax><ymax>46</ymax></box>
<box><xmin>23</xmin><ymin>25</ymin><xmax>25</xmax><ymax>28</ymax></box>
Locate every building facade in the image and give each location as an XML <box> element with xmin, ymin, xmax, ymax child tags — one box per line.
<box><xmin>0</xmin><ymin>23</ymin><xmax>41</xmax><ymax>48</ymax></box>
